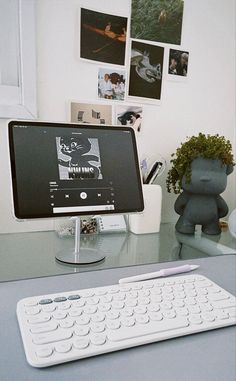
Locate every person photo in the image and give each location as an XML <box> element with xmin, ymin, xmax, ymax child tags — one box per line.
<box><xmin>168</xmin><ymin>49</ymin><xmax>189</xmax><ymax>77</ymax></box>
<box><xmin>98</xmin><ymin>68</ymin><xmax>126</xmax><ymax>101</ymax></box>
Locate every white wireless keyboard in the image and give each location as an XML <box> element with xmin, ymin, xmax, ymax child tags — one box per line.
<box><xmin>17</xmin><ymin>274</ymin><xmax>236</xmax><ymax>367</ymax></box>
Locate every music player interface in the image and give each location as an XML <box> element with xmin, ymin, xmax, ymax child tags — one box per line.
<box><xmin>9</xmin><ymin>123</ymin><xmax>143</xmax><ymax>218</ymax></box>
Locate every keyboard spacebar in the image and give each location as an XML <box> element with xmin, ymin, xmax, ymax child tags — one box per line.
<box><xmin>107</xmin><ymin>318</ymin><xmax>189</xmax><ymax>342</ymax></box>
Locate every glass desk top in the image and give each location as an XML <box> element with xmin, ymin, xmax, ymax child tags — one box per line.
<box><xmin>0</xmin><ymin>223</ymin><xmax>235</xmax><ymax>282</ymax></box>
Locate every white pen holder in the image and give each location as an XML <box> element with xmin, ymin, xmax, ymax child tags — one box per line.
<box><xmin>129</xmin><ymin>184</ymin><xmax>162</xmax><ymax>234</ymax></box>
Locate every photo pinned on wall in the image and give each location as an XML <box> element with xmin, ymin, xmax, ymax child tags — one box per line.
<box><xmin>80</xmin><ymin>8</ymin><xmax>128</xmax><ymax>66</ymax></box>
<box><xmin>70</xmin><ymin>101</ymin><xmax>112</xmax><ymax>125</ymax></box>
<box><xmin>98</xmin><ymin>68</ymin><xmax>126</xmax><ymax>101</ymax></box>
<box><xmin>115</xmin><ymin>105</ymin><xmax>143</xmax><ymax>133</ymax></box>
<box><xmin>131</xmin><ymin>0</ymin><xmax>184</xmax><ymax>45</ymax></box>
<box><xmin>168</xmin><ymin>49</ymin><xmax>189</xmax><ymax>80</ymax></box>
<box><xmin>128</xmin><ymin>40</ymin><xmax>164</xmax><ymax>102</ymax></box>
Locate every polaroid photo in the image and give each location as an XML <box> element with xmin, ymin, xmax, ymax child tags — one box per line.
<box><xmin>167</xmin><ymin>48</ymin><xmax>190</xmax><ymax>81</ymax></box>
<box><xmin>80</xmin><ymin>7</ymin><xmax>128</xmax><ymax>66</ymax></box>
<box><xmin>127</xmin><ymin>40</ymin><xmax>164</xmax><ymax>104</ymax></box>
<box><xmin>98</xmin><ymin>67</ymin><xmax>126</xmax><ymax>101</ymax></box>
<box><xmin>70</xmin><ymin>101</ymin><xmax>112</xmax><ymax>125</ymax></box>
<box><xmin>114</xmin><ymin>104</ymin><xmax>143</xmax><ymax>133</ymax></box>
<box><xmin>131</xmin><ymin>0</ymin><xmax>184</xmax><ymax>45</ymax></box>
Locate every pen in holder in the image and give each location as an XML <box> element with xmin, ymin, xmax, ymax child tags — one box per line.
<box><xmin>129</xmin><ymin>184</ymin><xmax>162</xmax><ymax>234</ymax></box>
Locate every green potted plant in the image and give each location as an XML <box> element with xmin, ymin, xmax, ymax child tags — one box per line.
<box><xmin>166</xmin><ymin>133</ymin><xmax>235</xmax><ymax>235</ymax></box>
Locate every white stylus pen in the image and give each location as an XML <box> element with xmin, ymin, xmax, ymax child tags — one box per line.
<box><xmin>119</xmin><ymin>264</ymin><xmax>199</xmax><ymax>284</ymax></box>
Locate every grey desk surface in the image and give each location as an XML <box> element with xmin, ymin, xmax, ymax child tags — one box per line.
<box><xmin>0</xmin><ymin>255</ymin><xmax>236</xmax><ymax>381</ymax></box>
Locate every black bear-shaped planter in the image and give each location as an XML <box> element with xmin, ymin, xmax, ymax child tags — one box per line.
<box><xmin>175</xmin><ymin>157</ymin><xmax>234</xmax><ymax>235</ymax></box>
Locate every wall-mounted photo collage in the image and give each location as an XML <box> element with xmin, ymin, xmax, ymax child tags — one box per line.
<box><xmin>75</xmin><ymin>1</ymin><xmax>188</xmax><ymax>133</ymax></box>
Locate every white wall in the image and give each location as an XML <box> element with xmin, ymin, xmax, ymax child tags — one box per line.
<box><xmin>0</xmin><ymin>0</ymin><xmax>235</xmax><ymax>233</ymax></box>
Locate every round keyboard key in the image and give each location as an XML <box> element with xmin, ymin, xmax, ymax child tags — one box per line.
<box><xmin>126</xmin><ymin>291</ymin><xmax>138</xmax><ymax>299</ymax></box>
<box><xmin>58</xmin><ymin>302</ymin><xmax>71</xmax><ymax>310</ymax></box>
<box><xmin>90</xmin><ymin>333</ymin><xmax>106</xmax><ymax>346</ymax></box>
<box><xmin>100</xmin><ymin>295</ymin><xmax>113</xmax><ymax>303</ymax></box>
<box><xmin>107</xmin><ymin>287</ymin><xmax>119</xmax><ymax>294</ymax></box>
<box><xmin>91</xmin><ymin>313</ymin><xmax>105</xmax><ymax>322</ymax></box>
<box><xmin>165</xmin><ymin>294</ymin><xmax>174</xmax><ymax>301</ymax></box>
<box><xmin>147</xmin><ymin>303</ymin><xmax>160</xmax><ymax>312</ymax></box>
<box><xmin>84</xmin><ymin>306</ymin><xmax>97</xmax><ymax>315</ymax></box>
<box><xmin>112</xmin><ymin>301</ymin><xmax>125</xmax><ymax>310</ymax></box>
<box><xmin>196</xmin><ymin>296</ymin><xmax>208</xmax><ymax>304</ymax></box>
<box><xmin>120</xmin><ymin>308</ymin><xmax>133</xmax><ymax>317</ymax></box>
<box><xmin>131</xmin><ymin>284</ymin><xmax>143</xmax><ymax>290</ymax></box>
<box><xmin>197</xmin><ymin>288</ymin><xmax>208</xmax><ymax>296</ymax></box>
<box><xmin>52</xmin><ymin>311</ymin><xmax>67</xmax><ymax>320</ymax></box>
<box><xmin>160</xmin><ymin>302</ymin><xmax>172</xmax><ymax>310</ymax></box>
<box><xmin>125</xmin><ymin>299</ymin><xmax>137</xmax><ymax>307</ymax></box>
<box><xmin>200</xmin><ymin>303</ymin><xmax>213</xmax><ymax>312</ymax></box>
<box><xmin>135</xmin><ymin>314</ymin><xmax>149</xmax><ymax>324</ymax></box>
<box><xmin>139</xmin><ymin>297</ymin><xmax>150</xmax><ymax>305</ymax></box>
<box><xmin>175</xmin><ymin>308</ymin><xmax>189</xmax><ymax>316</ymax></box>
<box><xmin>59</xmin><ymin>320</ymin><xmax>74</xmax><ymax>329</ymax></box>
<box><xmin>151</xmin><ymin>295</ymin><xmax>162</xmax><ymax>303</ymax></box>
<box><xmin>173</xmin><ymin>300</ymin><xmax>185</xmax><ymax>308</ymax></box>
<box><xmin>86</xmin><ymin>297</ymin><xmax>100</xmax><ymax>305</ymax></box>
<box><xmin>174</xmin><ymin>292</ymin><xmax>186</xmax><ymax>300</ymax></box>
<box><xmin>73</xmin><ymin>300</ymin><xmax>86</xmax><ymax>308</ymax></box>
<box><xmin>24</xmin><ymin>299</ymin><xmax>38</xmax><ymax>307</ymax></box>
<box><xmin>42</xmin><ymin>305</ymin><xmax>56</xmax><ymax>313</ymax></box>
<box><xmin>163</xmin><ymin>310</ymin><xmax>176</xmax><ymax>319</ymax></box>
<box><xmin>151</xmin><ymin>288</ymin><xmax>162</xmax><ymax>295</ymax></box>
<box><xmin>106</xmin><ymin>319</ymin><xmax>121</xmax><ymax>330</ymax></box>
<box><xmin>189</xmin><ymin>315</ymin><xmax>202</xmax><ymax>325</ymax></box>
<box><xmin>54</xmin><ymin>297</ymin><xmax>67</xmax><ymax>303</ymax></box>
<box><xmin>162</xmin><ymin>286</ymin><xmax>172</xmax><ymax>294</ymax></box>
<box><xmin>55</xmin><ymin>342</ymin><xmax>72</xmax><ymax>353</ymax></box>
<box><xmin>94</xmin><ymin>289</ymin><xmax>107</xmax><ymax>296</ymax></box>
<box><xmin>76</xmin><ymin>315</ymin><xmax>90</xmax><ymax>325</ymax></box>
<box><xmin>119</xmin><ymin>285</ymin><xmax>131</xmax><ymax>292</ymax></box>
<box><xmin>121</xmin><ymin>317</ymin><xmax>135</xmax><ymax>327</ymax></box>
<box><xmin>185</xmin><ymin>297</ymin><xmax>196</xmax><ymax>305</ymax></box>
<box><xmin>39</xmin><ymin>299</ymin><xmax>53</xmax><ymax>305</ymax></box>
<box><xmin>74</xmin><ymin>326</ymin><xmax>90</xmax><ymax>336</ymax></box>
<box><xmin>106</xmin><ymin>311</ymin><xmax>120</xmax><ymax>320</ymax></box>
<box><xmin>188</xmin><ymin>306</ymin><xmax>201</xmax><ymax>314</ymax></box>
<box><xmin>142</xmin><ymin>282</ymin><xmax>154</xmax><ymax>289</ymax></box>
<box><xmin>74</xmin><ymin>338</ymin><xmax>90</xmax><ymax>349</ymax></box>
<box><xmin>201</xmin><ymin>313</ymin><xmax>215</xmax><ymax>322</ymax></box>
<box><xmin>134</xmin><ymin>306</ymin><xmax>147</xmax><ymax>314</ymax></box>
<box><xmin>98</xmin><ymin>303</ymin><xmax>111</xmax><ymax>312</ymax></box>
<box><xmin>91</xmin><ymin>322</ymin><xmax>105</xmax><ymax>333</ymax></box>
<box><xmin>68</xmin><ymin>294</ymin><xmax>81</xmax><ymax>300</ymax></box>
<box><xmin>186</xmin><ymin>290</ymin><xmax>197</xmax><ymax>297</ymax></box>
<box><xmin>175</xmin><ymin>285</ymin><xmax>184</xmax><ymax>291</ymax></box>
<box><xmin>149</xmin><ymin>312</ymin><xmax>163</xmax><ymax>321</ymax></box>
<box><xmin>139</xmin><ymin>290</ymin><xmax>150</xmax><ymax>297</ymax></box>
<box><xmin>25</xmin><ymin>306</ymin><xmax>41</xmax><ymax>315</ymax></box>
<box><xmin>113</xmin><ymin>293</ymin><xmax>126</xmax><ymax>301</ymax></box>
<box><xmin>69</xmin><ymin>309</ymin><xmax>83</xmax><ymax>317</ymax></box>
<box><xmin>36</xmin><ymin>347</ymin><xmax>53</xmax><ymax>358</ymax></box>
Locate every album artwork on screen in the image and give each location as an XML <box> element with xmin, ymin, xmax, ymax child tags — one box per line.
<box><xmin>56</xmin><ymin>136</ymin><xmax>103</xmax><ymax>181</ymax></box>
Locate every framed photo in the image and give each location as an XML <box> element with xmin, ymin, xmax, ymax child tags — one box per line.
<box><xmin>115</xmin><ymin>104</ymin><xmax>143</xmax><ymax>133</ymax></box>
<box><xmin>168</xmin><ymin>49</ymin><xmax>189</xmax><ymax>80</ymax></box>
<box><xmin>98</xmin><ymin>68</ymin><xmax>126</xmax><ymax>101</ymax></box>
<box><xmin>128</xmin><ymin>40</ymin><xmax>164</xmax><ymax>102</ymax></box>
<box><xmin>70</xmin><ymin>101</ymin><xmax>112</xmax><ymax>125</ymax></box>
<box><xmin>131</xmin><ymin>0</ymin><xmax>184</xmax><ymax>45</ymax></box>
<box><xmin>80</xmin><ymin>8</ymin><xmax>128</xmax><ymax>66</ymax></box>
